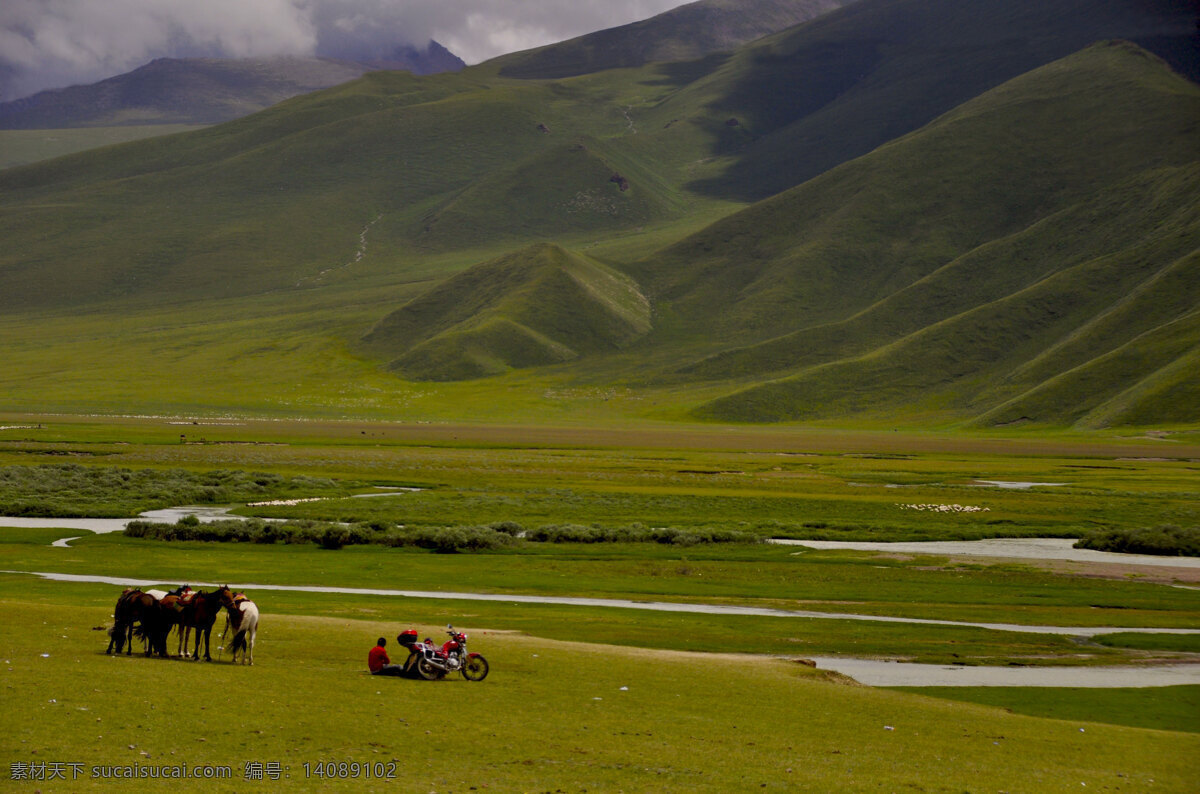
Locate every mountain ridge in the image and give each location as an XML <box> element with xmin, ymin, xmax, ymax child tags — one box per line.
<box><xmin>492</xmin><ymin>0</ymin><xmax>854</xmax><ymax>79</ymax></box>
<box><xmin>0</xmin><ymin>44</ymin><xmax>466</xmax><ymax>129</ymax></box>
<box><xmin>0</xmin><ymin>2</ymin><xmax>1195</xmax><ymax>427</ymax></box>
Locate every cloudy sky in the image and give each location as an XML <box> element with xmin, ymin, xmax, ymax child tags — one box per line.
<box><xmin>0</xmin><ymin>0</ymin><xmax>689</xmax><ymax>100</ymax></box>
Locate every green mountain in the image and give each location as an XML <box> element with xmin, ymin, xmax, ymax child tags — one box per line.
<box><xmin>2</xmin><ymin>0</ymin><xmax>1189</xmax><ymax>313</ymax></box>
<box><xmin>666</xmin><ymin>0</ymin><xmax>1198</xmax><ymax>199</ymax></box>
<box><xmin>660</xmin><ymin>42</ymin><xmax>1200</xmax><ymax>426</ymax></box>
<box><xmin>0</xmin><ymin>0</ymin><xmax>1195</xmax><ymax>428</ymax></box>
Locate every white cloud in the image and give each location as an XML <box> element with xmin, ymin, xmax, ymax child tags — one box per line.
<box><xmin>1</xmin><ymin>0</ymin><xmax>686</xmax><ymax>99</ymax></box>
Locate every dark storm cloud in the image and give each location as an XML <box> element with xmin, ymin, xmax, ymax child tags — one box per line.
<box><xmin>0</xmin><ymin>0</ymin><xmax>685</xmax><ymax>99</ymax></box>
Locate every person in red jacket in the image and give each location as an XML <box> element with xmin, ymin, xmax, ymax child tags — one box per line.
<box><xmin>368</xmin><ymin>637</ymin><xmax>405</xmax><ymax>676</ymax></box>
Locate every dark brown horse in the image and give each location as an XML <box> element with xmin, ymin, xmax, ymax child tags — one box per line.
<box><xmin>131</xmin><ymin>599</ymin><xmax>177</xmax><ymax>657</ymax></box>
<box><xmin>177</xmin><ymin>586</ymin><xmax>235</xmax><ymax>661</ymax></box>
<box><xmin>106</xmin><ymin>589</ymin><xmax>159</xmax><ymax>655</ymax></box>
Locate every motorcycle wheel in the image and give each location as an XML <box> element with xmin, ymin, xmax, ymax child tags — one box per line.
<box><xmin>416</xmin><ymin>657</ymin><xmax>443</xmax><ymax>680</ymax></box>
<box><xmin>462</xmin><ymin>654</ymin><xmax>489</xmax><ymax>682</ymax></box>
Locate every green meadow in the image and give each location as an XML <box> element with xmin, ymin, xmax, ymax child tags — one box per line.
<box><xmin>1</xmin><ymin>414</ymin><xmax>1198</xmax><ymax>791</ymax></box>
<box><xmin>5</xmin><ymin>598</ymin><xmax>1199</xmax><ymax>793</ymax></box>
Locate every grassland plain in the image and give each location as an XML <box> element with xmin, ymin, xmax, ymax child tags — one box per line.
<box><xmin>3</xmin><ymin>596</ymin><xmax>1200</xmax><ymax>793</ymax></box>
<box><xmin>3</xmin><ymin>415</ymin><xmax>1197</xmax><ymax>545</ymax></box>
<box><xmin>886</xmin><ymin>686</ymin><xmax>1200</xmax><ymax>734</ymax></box>
<box><xmin>3</xmin><ymin>416</ymin><xmax>1200</xmax><ymax>789</ymax></box>
<box><xmin>2</xmin><ymin>416</ymin><xmax>1199</xmax><ymax>645</ymax></box>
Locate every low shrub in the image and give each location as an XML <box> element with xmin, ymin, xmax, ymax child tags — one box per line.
<box><xmin>1074</xmin><ymin>525</ymin><xmax>1200</xmax><ymax>557</ymax></box>
<box><xmin>122</xmin><ymin>517</ymin><xmax>758</xmax><ymax>550</ymax></box>
<box><xmin>525</xmin><ymin>523</ymin><xmax>760</xmax><ymax>546</ymax></box>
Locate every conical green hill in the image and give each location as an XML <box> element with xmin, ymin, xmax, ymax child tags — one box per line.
<box><xmin>362</xmin><ymin>243</ymin><xmax>651</xmax><ymax>380</ymax></box>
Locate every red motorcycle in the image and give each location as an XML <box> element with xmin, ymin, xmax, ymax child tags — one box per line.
<box><xmin>407</xmin><ymin>625</ymin><xmax>489</xmax><ymax>681</ymax></box>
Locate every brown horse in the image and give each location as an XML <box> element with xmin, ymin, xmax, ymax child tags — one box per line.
<box><xmin>106</xmin><ymin>589</ymin><xmax>159</xmax><ymax>655</ymax></box>
<box><xmin>177</xmin><ymin>586</ymin><xmax>235</xmax><ymax>661</ymax></box>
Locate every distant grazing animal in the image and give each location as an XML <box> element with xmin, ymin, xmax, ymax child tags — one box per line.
<box><xmin>222</xmin><ymin>595</ymin><xmax>259</xmax><ymax>665</ymax></box>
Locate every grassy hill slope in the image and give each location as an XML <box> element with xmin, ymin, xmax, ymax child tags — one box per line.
<box><xmin>0</xmin><ymin>124</ymin><xmax>210</xmax><ymax>170</ymax></box>
<box><xmin>0</xmin><ymin>0</ymin><xmax>1188</xmax><ymax>313</ymax></box>
<box><xmin>664</xmin><ymin>42</ymin><xmax>1199</xmax><ymax>425</ymax></box>
<box><xmin>0</xmin><ymin>66</ymin><xmax>714</xmax><ymax>311</ymax></box>
<box><xmin>669</xmin><ymin>0</ymin><xmax>1198</xmax><ymax>199</ymax></box>
<box><xmin>362</xmin><ymin>243</ymin><xmax>651</xmax><ymax>380</ymax></box>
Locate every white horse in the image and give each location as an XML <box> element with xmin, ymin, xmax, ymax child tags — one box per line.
<box><xmin>221</xmin><ymin>599</ymin><xmax>259</xmax><ymax>665</ymax></box>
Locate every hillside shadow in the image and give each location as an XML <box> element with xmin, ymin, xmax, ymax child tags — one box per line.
<box><xmin>641</xmin><ymin>52</ymin><xmax>733</xmax><ymax>89</ymax></box>
<box><xmin>683</xmin><ymin>0</ymin><xmax>1200</xmax><ymax>203</ymax></box>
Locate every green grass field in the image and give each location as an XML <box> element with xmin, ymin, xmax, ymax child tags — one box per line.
<box><xmin>2</xmin><ymin>415</ymin><xmax>1199</xmax><ymax>790</ymax></box>
<box><xmin>2</xmin><ymin>592</ymin><xmax>1198</xmax><ymax>792</ymax></box>
<box><xmin>890</xmin><ymin>685</ymin><xmax>1200</xmax><ymax>734</ymax></box>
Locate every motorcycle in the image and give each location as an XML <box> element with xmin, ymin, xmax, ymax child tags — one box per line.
<box><xmin>410</xmin><ymin>625</ymin><xmax>489</xmax><ymax>681</ymax></box>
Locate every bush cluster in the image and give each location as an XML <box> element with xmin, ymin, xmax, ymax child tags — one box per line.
<box><xmin>524</xmin><ymin>523</ymin><xmax>760</xmax><ymax>546</ymax></box>
<box><xmin>1074</xmin><ymin>525</ymin><xmax>1200</xmax><ymax>557</ymax></box>
<box><xmin>123</xmin><ymin>518</ymin><xmax>760</xmax><ymax>551</ymax></box>
<box><xmin>123</xmin><ymin>518</ymin><xmax>520</xmax><ymax>553</ymax></box>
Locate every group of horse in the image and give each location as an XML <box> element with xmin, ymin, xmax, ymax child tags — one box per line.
<box><xmin>105</xmin><ymin>584</ymin><xmax>259</xmax><ymax>665</ymax></box>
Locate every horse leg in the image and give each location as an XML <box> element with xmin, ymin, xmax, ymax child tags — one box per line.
<box><xmin>202</xmin><ymin>626</ymin><xmax>213</xmax><ymax>661</ymax></box>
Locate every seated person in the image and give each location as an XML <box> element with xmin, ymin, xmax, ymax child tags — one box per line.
<box><xmin>368</xmin><ymin>637</ymin><xmax>406</xmax><ymax>676</ymax></box>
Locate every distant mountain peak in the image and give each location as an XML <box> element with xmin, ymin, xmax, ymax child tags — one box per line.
<box><xmin>350</xmin><ymin>40</ymin><xmax>466</xmax><ymax>75</ymax></box>
<box><xmin>0</xmin><ymin>42</ymin><xmax>465</xmax><ymax>129</ymax></box>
